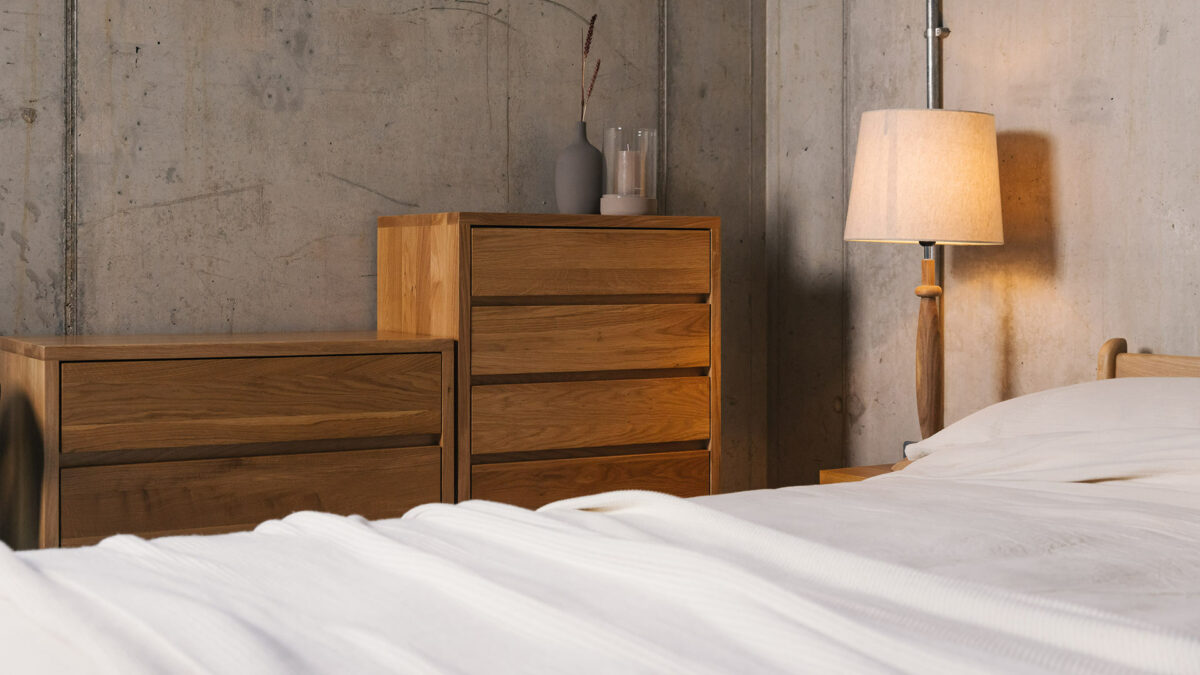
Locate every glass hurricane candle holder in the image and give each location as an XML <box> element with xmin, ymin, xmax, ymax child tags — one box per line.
<box><xmin>601</xmin><ymin>127</ymin><xmax>657</xmax><ymax>215</ymax></box>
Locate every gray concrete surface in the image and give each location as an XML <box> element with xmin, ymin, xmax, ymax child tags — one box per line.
<box><xmin>0</xmin><ymin>0</ymin><xmax>769</xmax><ymax>492</ymax></box>
<box><xmin>841</xmin><ymin>0</ymin><xmax>929</xmax><ymax>465</ymax></box>
<box><xmin>0</xmin><ymin>1</ymin><xmax>64</xmax><ymax>335</ymax></box>
<box><xmin>73</xmin><ymin>1</ymin><xmax>659</xmax><ymax>334</ymax></box>
<box><xmin>765</xmin><ymin>0</ymin><xmax>846</xmax><ymax>486</ymax></box>
<box><xmin>667</xmin><ymin>0</ymin><xmax>768</xmax><ymax>491</ymax></box>
<box><xmin>843</xmin><ymin>0</ymin><xmax>1200</xmax><ymax>465</ymax></box>
<box><xmin>25</xmin><ymin>0</ymin><xmax>1192</xmax><ymax>488</ymax></box>
<box><xmin>768</xmin><ymin>0</ymin><xmax>1200</xmax><ymax>469</ymax></box>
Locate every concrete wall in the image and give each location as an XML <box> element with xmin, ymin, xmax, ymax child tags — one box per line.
<box><xmin>75</xmin><ymin>0</ymin><xmax>662</xmax><ymax>334</ymax></box>
<box><xmin>847</xmin><ymin>0</ymin><xmax>1200</xmax><ymax>464</ymax></box>
<box><xmin>765</xmin><ymin>0</ymin><xmax>846</xmax><ymax>486</ymax></box>
<box><xmin>11</xmin><ymin>1</ymin><xmax>1195</xmax><ymax>490</ymax></box>
<box><xmin>0</xmin><ymin>1</ymin><xmax>767</xmax><ymax>492</ymax></box>
<box><xmin>0</xmin><ymin>1</ymin><xmax>64</xmax><ymax>336</ymax></box>
<box><xmin>667</xmin><ymin>0</ymin><xmax>768</xmax><ymax>490</ymax></box>
<box><xmin>770</xmin><ymin>0</ymin><xmax>1200</xmax><ymax>471</ymax></box>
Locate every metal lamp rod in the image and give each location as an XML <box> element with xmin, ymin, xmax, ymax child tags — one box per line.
<box><xmin>925</xmin><ymin>1</ymin><xmax>949</xmax><ymax>286</ymax></box>
<box><xmin>926</xmin><ymin>0</ymin><xmax>947</xmax><ymax>110</ymax></box>
<box><xmin>917</xmin><ymin>0</ymin><xmax>951</xmax><ymax>440</ymax></box>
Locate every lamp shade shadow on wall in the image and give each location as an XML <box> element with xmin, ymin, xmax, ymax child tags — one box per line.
<box><xmin>949</xmin><ymin>131</ymin><xmax>1057</xmax><ymax>401</ymax></box>
<box><xmin>770</xmin><ymin>203</ymin><xmax>845</xmax><ymax>485</ymax></box>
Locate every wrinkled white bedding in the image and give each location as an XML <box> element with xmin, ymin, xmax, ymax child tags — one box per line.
<box><xmin>3</xmin><ymin>375</ymin><xmax>1200</xmax><ymax>674</ymax></box>
<box><xmin>2</xmin><ymin>471</ymin><xmax>1199</xmax><ymax>673</ymax></box>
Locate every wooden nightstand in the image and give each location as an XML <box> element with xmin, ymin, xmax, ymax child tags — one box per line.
<box><xmin>819</xmin><ymin>464</ymin><xmax>894</xmax><ymax>484</ymax></box>
<box><xmin>0</xmin><ymin>331</ymin><xmax>454</xmax><ymax>548</ymax></box>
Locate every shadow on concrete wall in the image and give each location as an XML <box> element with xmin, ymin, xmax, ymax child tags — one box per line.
<box><xmin>952</xmin><ymin>131</ymin><xmax>1057</xmax><ymax>399</ymax></box>
<box><xmin>0</xmin><ymin>394</ymin><xmax>43</xmax><ymax>551</ymax></box>
<box><xmin>768</xmin><ymin>205</ymin><xmax>845</xmax><ymax>487</ymax></box>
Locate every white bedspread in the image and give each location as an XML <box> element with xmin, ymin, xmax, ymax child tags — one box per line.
<box><xmin>2</xmin><ymin>470</ymin><xmax>1199</xmax><ymax>674</ymax></box>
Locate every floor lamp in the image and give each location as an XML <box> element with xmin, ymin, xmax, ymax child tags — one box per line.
<box><xmin>842</xmin><ymin>1</ymin><xmax>1004</xmax><ymax>442</ymax></box>
<box><xmin>844</xmin><ymin>109</ymin><xmax>1004</xmax><ymax>439</ymax></box>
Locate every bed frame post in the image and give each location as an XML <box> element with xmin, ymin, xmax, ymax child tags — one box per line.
<box><xmin>1097</xmin><ymin>338</ymin><xmax>1127</xmax><ymax>380</ymax></box>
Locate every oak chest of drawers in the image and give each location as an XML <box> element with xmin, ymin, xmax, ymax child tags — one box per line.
<box><xmin>0</xmin><ymin>332</ymin><xmax>454</xmax><ymax>548</ymax></box>
<box><xmin>378</xmin><ymin>213</ymin><xmax>721</xmax><ymax>508</ymax></box>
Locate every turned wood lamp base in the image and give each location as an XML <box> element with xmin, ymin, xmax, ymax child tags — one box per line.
<box><xmin>915</xmin><ymin>243</ymin><xmax>944</xmax><ymax>439</ymax></box>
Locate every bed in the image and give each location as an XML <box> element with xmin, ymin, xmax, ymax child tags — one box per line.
<box><xmin>0</xmin><ymin>338</ymin><xmax>1197</xmax><ymax>673</ymax></box>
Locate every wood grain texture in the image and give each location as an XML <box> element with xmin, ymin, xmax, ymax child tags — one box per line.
<box><xmin>439</xmin><ymin>345</ymin><xmax>456</xmax><ymax>501</ymax></box>
<box><xmin>2</xmin><ymin>333</ymin><xmax>452</xmax><ymax>548</ymax></box>
<box><xmin>60</xmin><ymin>354</ymin><xmax>442</xmax><ymax>454</ymax></box>
<box><xmin>915</xmin><ymin>258</ymin><xmax>944</xmax><ymax>440</ymax></box>
<box><xmin>379</xmin><ymin>212</ymin><xmax>720</xmax><ymax>231</ymax></box>
<box><xmin>472</xmin><ymin>294</ymin><xmax>708</xmax><ymax>307</ymax></box>
<box><xmin>376</xmin><ymin>213</ymin><xmax>721</xmax><ymax>504</ymax></box>
<box><xmin>471</xmin><ymin>450</ymin><xmax>711</xmax><ymax>509</ymax></box>
<box><xmin>470</xmin><ymin>227</ymin><xmax>710</xmax><ymax>297</ymax></box>
<box><xmin>59</xmin><ymin>446</ymin><xmax>441</xmax><ymax>545</ymax></box>
<box><xmin>377</xmin><ymin>213</ymin><xmax>461</xmax><ymax>338</ymax></box>
<box><xmin>56</xmin><ymin>435</ymin><xmax>442</xmax><ymax>468</ymax></box>
<box><xmin>1115</xmin><ymin>352</ymin><xmax>1200</xmax><ymax>378</ymax></box>
<box><xmin>1097</xmin><ymin>337</ymin><xmax>1127</xmax><ymax>380</ymax></box>
<box><xmin>471</xmin><ymin>368</ymin><xmax>707</xmax><ymax>386</ymax></box>
<box><xmin>0</xmin><ymin>351</ymin><xmax>57</xmax><ymax>550</ymax></box>
<box><xmin>456</xmin><ymin>217</ymin><xmax>473</xmax><ymax>502</ymax></box>
<box><xmin>708</xmin><ymin>222</ymin><xmax>722</xmax><ymax>493</ymax></box>
<box><xmin>818</xmin><ymin>464</ymin><xmax>893</xmax><ymax>484</ymax></box>
<box><xmin>1095</xmin><ymin>337</ymin><xmax>1200</xmax><ymax>379</ymax></box>
<box><xmin>471</xmin><ymin>304</ymin><xmax>710</xmax><ymax>375</ymax></box>
<box><xmin>0</xmin><ymin>332</ymin><xmax>452</xmax><ymax>361</ymax></box>
<box><xmin>472</xmin><ymin>377</ymin><xmax>711</xmax><ymax>454</ymax></box>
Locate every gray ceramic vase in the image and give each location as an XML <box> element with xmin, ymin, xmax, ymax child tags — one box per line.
<box><xmin>555</xmin><ymin>121</ymin><xmax>603</xmax><ymax>214</ymax></box>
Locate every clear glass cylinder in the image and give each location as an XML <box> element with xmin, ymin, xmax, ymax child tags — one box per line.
<box><xmin>601</xmin><ymin>127</ymin><xmax>657</xmax><ymax>215</ymax></box>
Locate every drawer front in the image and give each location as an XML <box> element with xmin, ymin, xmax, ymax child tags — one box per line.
<box><xmin>471</xmin><ymin>227</ymin><xmax>711</xmax><ymax>297</ymax></box>
<box><xmin>472</xmin><ymin>377</ymin><xmax>710</xmax><ymax>455</ymax></box>
<box><xmin>471</xmin><ymin>304</ymin><xmax>710</xmax><ymax>375</ymax></box>
<box><xmin>472</xmin><ymin>450</ymin><xmax>710</xmax><ymax>509</ymax></box>
<box><xmin>60</xmin><ymin>353</ymin><xmax>441</xmax><ymax>454</ymax></box>
<box><xmin>59</xmin><ymin>446</ymin><xmax>441</xmax><ymax>545</ymax></box>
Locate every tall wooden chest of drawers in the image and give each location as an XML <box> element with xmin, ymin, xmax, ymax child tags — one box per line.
<box><xmin>0</xmin><ymin>332</ymin><xmax>454</xmax><ymax>548</ymax></box>
<box><xmin>378</xmin><ymin>213</ymin><xmax>721</xmax><ymax>508</ymax></box>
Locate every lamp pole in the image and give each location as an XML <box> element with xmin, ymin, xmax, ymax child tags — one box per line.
<box><xmin>926</xmin><ymin>0</ymin><xmax>947</xmax><ymax>110</ymax></box>
<box><xmin>923</xmin><ymin>0</ymin><xmax>950</xmax><ymax>438</ymax></box>
<box><xmin>925</xmin><ymin>0</ymin><xmax>948</xmax><ymax>290</ymax></box>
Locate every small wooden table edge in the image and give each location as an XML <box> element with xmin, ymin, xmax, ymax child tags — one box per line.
<box><xmin>819</xmin><ymin>464</ymin><xmax>895</xmax><ymax>485</ymax></box>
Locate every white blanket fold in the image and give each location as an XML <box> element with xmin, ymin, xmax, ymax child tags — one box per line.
<box><xmin>2</xmin><ymin>488</ymin><xmax>1198</xmax><ymax>674</ymax></box>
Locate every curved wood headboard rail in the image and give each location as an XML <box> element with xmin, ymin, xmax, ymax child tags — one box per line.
<box><xmin>1097</xmin><ymin>338</ymin><xmax>1200</xmax><ymax>380</ymax></box>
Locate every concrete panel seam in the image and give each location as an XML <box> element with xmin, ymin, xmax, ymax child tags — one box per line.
<box><xmin>839</xmin><ymin>0</ymin><xmax>850</xmax><ymax>459</ymax></box>
<box><xmin>657</xmin><ymin>0</ymin><xmax>668</xmax><ymax>211</ymax></box>
<box><xmin>62</xmin><ymin>0</ymin><xmax>78</xmax><ymax>335</ymax></box>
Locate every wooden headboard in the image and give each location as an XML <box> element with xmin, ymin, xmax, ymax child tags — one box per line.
<box><xmin>1097</xmin><ymin>338</ymin><xmax>1200</xmax><ymax>380</ymax></box>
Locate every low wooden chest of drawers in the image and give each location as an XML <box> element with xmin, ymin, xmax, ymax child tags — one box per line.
<box><xmin>0</xmin><ymin>332</ymin><xmax>454</xmax><ymax>548</ymax></box>
<box><xmin>378</xmin><ymin>212</ymin><xmax>721</xmax><ymax>508</ymax></box>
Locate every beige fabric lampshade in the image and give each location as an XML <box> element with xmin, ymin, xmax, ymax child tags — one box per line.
<box><xmin>844</xmin><ymin>109</ymin><xmax>1003</xmax><ymax>245</ymax></box>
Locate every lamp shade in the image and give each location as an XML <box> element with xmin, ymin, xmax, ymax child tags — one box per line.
<box><xmin>844</xmin><ymin>109</ymin><xmax>1003</xmax><ymax>245</ymax></box>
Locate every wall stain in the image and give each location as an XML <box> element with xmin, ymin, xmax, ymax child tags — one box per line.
<box><xmin>15</xmin><ymin>3</ymin><xmax>41</xmax><ymax>330</ymax></box>
<box><xmin>9</xmin><ymin>231</ymin><xmax>30</xmax><ymax>263</ymax></box>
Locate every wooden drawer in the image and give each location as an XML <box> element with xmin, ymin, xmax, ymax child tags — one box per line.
<box><xmin>472</xmin><ymin>450</ymin><xmax>710</xmax><ymax>509</ymax></box>
<box><xmin>60</xmin><ymin>353</ymin><xmax>442</xmax><ymax>454</ymax></box>
<box><xmin>59</xmin><ymin>446</ymin><xmax>441</xmax><ymax>546</ymax></box>
<box><xmin>470</xmin><ymin>227</ymin><xmax>710</xmax><ymax>297</ymax></box>
<box><xmin>471</xmin><ymin>304</ymin><xmax>710</xmax><ymax>375</ymax></box>
<box><xmin>472</xmin><ymin>377</ymin><xmax>710</xmax><ymax>455</ymax></box>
